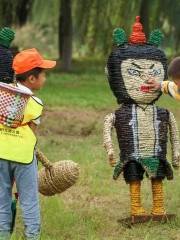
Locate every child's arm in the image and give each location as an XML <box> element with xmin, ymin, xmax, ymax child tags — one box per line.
<box><xmin>169</xmin><ymin>112</ymin><xmax>180</xmax><ymax>168</ymax></box>
<box><xmin>161</xmin><ymin>81</ymin><xmax>180</xmax><ymax>100</ymax></box>
<box><xmin>28</xmin><ymin>116</ymin><xmax>41</xmax><ymax>134</ymax></box>
<box><xmin>103</xmin><ymin>113</ymin><xmax>116</xmax><ymax>167</ymax></box>
<box><xmin>148</xmin><ymin>79</ymin><xmax>180</xmax><ymax>100</ymax></box>
<box><xmin>28</xmin><ymin>121</ymin><xmax>37</xmax><ymax>133</ymax></box>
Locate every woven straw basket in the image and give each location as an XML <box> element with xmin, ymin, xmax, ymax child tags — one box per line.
<box><xmin>36</xmin><ymin>149</ymin><xmax>80</xmax><ymax>196</ymax></box>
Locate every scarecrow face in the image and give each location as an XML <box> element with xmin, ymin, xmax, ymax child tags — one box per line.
<box><xmin>121</xmin><ymin>58</ymin><xmax>164</xmax><ymax>104</ymax></box>
<box><xmin>107</xmin><ymin>16</ymin><xmax>167</xmax><ymax>105</ymax></box>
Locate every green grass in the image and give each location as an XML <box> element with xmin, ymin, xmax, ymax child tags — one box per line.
<box><xmin>37</xmin><ymin>59</ymin><xmax>115</xmax><ymax>109</ymax></box>
<box><xmin>11</xmin><ymin>59</ymin><xmax>180</xmax><ymax>240</ymax></box>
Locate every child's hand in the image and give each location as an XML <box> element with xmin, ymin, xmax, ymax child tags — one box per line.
<box><xmin>108</xmin><ymin>151</ymin><xmax>116</xmax><ymax>167</ymax></box>
<box><xmin>147</xmin><ymin>79</ymin><xmax>161</xmax><ymax>92</ymax></box>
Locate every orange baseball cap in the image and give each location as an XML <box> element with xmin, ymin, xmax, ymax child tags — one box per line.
<box><xmin>13</xmin><ymin>48</ymin><xmax>56</xmax><ymax>74</ymax></box>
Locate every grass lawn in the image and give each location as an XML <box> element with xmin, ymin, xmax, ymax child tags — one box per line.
<box><xmin>12</xmin><ymin>59</ymin><xmax>180</xmax><ymax>240</ymax></box>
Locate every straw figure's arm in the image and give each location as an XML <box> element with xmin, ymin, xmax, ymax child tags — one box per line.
<box><xmin>169</xmin><ymin>112</ymin><xmax>180</xmax><ymax>168</ymax></box>
<box><xmin>103</xmin><ymin>113</ymin><xmax>116</xmax><ymax>167</ymax></box>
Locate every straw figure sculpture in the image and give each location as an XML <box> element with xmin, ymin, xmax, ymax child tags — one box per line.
<box><xmin>36</xmin><ymin>149</ymin><xmax>80</xmax><ymax>196</ymax></box>
<box><xmin>104</xmin><ymin>16</ymin><xmax>180</xmax><ymax>224</ymax></box>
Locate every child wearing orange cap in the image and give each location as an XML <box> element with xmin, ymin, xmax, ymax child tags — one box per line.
<box><xmin>148</xmin><ymin>57</ymin><xmax>180</xmax><ymax>100</ymax></box>
<box><xmin>0</xmin><ymin>48</ymin><xmax>56</xmax><ymax>240</ymax></box>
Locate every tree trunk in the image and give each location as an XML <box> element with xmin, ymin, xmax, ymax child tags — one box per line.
<box><xmin>0</xmin><ymin>0</ymin><xmax>14</xmax><ymax>27</ymax></box>
<box><xmin>16</xmin><ymin>0</ymin><xmax>34</xmax><ymax>26</ymax></box>
<box><xmin>139</xmin><ymin>0</ymin><xmax>150</xmax><ymax>37</ymax></box>
<box><xmin>59</xmin><ymin>0</ymin><xmax>72</xmax><ymax>71</ymax></box>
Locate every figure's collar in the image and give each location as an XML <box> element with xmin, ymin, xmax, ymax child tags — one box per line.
<box><xmin>136</xmin><ymin>104</ymin><xmax>154</xmax><ymax>111</ymax></box>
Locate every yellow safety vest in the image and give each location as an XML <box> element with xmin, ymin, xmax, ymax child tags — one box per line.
<box><xmin>0</xmin><ymin>96</ymin><xmax>43</xmax><ymax>164</ymax></box>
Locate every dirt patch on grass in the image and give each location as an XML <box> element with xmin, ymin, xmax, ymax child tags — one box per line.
<box><xmin>60</xmin><ymin>184</ymin><xmax>128</xmax><ymax>218</ymax></box>
<box><xmin>38</xmin><ymin>107</ymin><xmax>107</xmax><ymax>137</ymax></box>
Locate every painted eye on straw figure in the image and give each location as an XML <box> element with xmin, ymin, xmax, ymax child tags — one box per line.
<box><xmin>127</xmin><ymin>68</ymin><xmax>141</xmax><ymax>77</ymax></box>
<box><xmin>149</xmin><ymin>69</ymin><xmax>161</xmax><ymax>77</ymax></box>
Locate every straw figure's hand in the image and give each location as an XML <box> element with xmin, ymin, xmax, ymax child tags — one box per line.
<box><xmin>172</xmin><ymin>152</ymin><xmax>180</xmax><ymax>169</ymax></box>
<box><xmin>108</xmin><ymin>150</ymin><xmax>116</xmax><ymax>167</ymax></box>
<box><xmin>103</xmin><ymin>113</ymin><xmax>116</xmax><ymax>167</ymax></box>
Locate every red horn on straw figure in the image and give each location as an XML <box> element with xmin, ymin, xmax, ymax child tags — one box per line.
<box><xmin>129</xmin><ymin>16</ymin><xmax>146</xmax><ymax>44</ymax></box>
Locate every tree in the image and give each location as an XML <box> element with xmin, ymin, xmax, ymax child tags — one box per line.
<box><xmin>59</xmin><ymin>0</ymin><xmax>72</xmax><ymax>71</ymax></box>
<box><xmin>0</xmin><ymin>0</ymin><xmax>14</xmax><ymax>27</ymax></box>
<box><xmin>15</xmin><ymin>0</ymin><xmax>34</xmax><ymax>26</ymax></box>
<box><xmin>0</xmin><ymin>0</ymin><xmax>34</xmax><ymax>27</ymax></box>
<box><xmin>139</xmin><ymin>0</ymin><xmax>150</xmax><ymax>37</ymax></box>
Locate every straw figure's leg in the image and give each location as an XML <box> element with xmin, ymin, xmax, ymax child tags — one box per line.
<box><xmin>151</xmin><ymin>179</ymin><xmax>165</xmax><ymax>216</ymax></box>
<box><xmin>130</xmin><ymin>180</ymin><xmax>146</xmax><ymax>216</ymax></box>
<box><xmin>129</xmin><ymin>180</ymin><xmax>152</xmax><ymax>224</ymax></box>
<box><xmin>151</xmin><ymin>179</ymin><xmax>176</xmax><ymax>221</ymax></box>
<box><xmin>150</xmin><ymin>112</ymin><xmax>180</xmax><ymax>221</ymax></box>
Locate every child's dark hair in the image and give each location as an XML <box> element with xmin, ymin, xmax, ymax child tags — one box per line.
<box><xmin>16</xmin><ymin>67</ymin><xmax>43</xmax><ymax>82</ymax></box>
<box><xmin>168</xmin><ymin>57</ymin><xmax>180</xmax><ymax>79</ymax></box>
